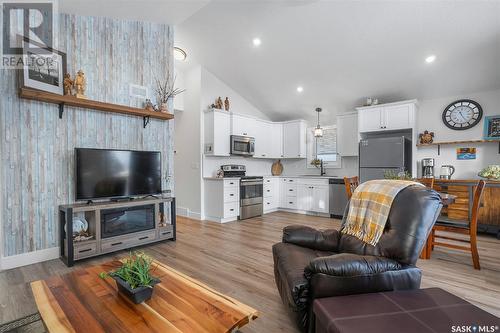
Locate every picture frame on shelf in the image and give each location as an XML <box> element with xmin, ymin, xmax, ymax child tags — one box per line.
<box><xmin>21</xmin><ymin>38</ymin><xmax>67</xmax><ymax>95</ymax></box>
<box><xmin>483</xmin><ymin>115</ymin><xmax>500</xmax><ymax>140</ymax></box>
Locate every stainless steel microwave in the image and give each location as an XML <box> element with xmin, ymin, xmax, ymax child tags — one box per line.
<box><xmin>230</xmin><ymin>135</ymin><xmax>255</xmax><ymax>156</ymax></box>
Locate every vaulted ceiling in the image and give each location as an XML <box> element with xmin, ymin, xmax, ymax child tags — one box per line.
<box><xmin>60</xmin><ymin>1</ymin><xmax>500</xmax><ymax>124</ymax></box>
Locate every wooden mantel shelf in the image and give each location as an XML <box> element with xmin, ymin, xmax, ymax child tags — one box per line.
<box><xmin>19</xmin><ymin>87</ymin><xmax>174</xmax><ymax>127</ymax></box>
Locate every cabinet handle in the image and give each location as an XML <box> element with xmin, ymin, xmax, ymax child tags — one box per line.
<box><xmin>243</xmin><ymin>133</ymin><xmax>247</xmax><ymax>135</ymax></box>
<box><xmin>161</xmin><ymin>231</ymin><xmax>171</xmax><ymax>236</ymax></box>
<box><xmin>230</xmin><ymin>208</ymin><xmax>234</xmax><ymax>211</ymax></box>
<box><xmin>229</xmin><ymin>182</ymin><xmax>234</xmax><ymax>185</ymax></box>
<box><xmin>261</xmin><ymin>154</ymin><xmax>265</xmax><ymax>157</ymax></box>
<box><xmin>289</xmin><ymin>189</ymin><xmax>293</xmax><ymax>191</ymax></box>
<box><xmin>78</xmin><ymin>248</ymin><xmax>92</xmax><ymax>253</ymax></box>
<box><xmin>230</xmin><ymin>193</ymin><xmax>234</xmax><ymax>196</ymax></box>
<box><xmin>289</xmin><ymin>202</ymin><xmax>293</xmax><ymax>204</ymax></box>
<box><xmin>111</xmin><ymin>242</ymin><xmax>122</xmax><ymax>246</ymax></box>
<box><xmin>267</xmin><ymin>190</ymin><xmax>270</xmax><ymax>192</ymax></box>
<box><xmin>139</xmin><ymin>236</ymin><xmax>149</xmax><ymax>240</ymax></box>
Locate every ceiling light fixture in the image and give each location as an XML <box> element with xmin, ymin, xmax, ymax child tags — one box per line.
<box><xmin>296</xmin><ymin>86</ymin><xmax>304</xmax><ymax>93</ymax></box>
<box><xmin>252</xmin><ymin>38</ymin><xmax>261</xmax><ymax>47</ymax></box>
<box><xmin>425</xmin><ymin>55</ymin><xmax>436</xmax><ymax>63</ymax></box>
<box><xmin>314</xmin><ymin>107</ymin><xmax>323</xmax><ymax>137</ymax></box>
<box><xmin>174</xmin><ymin>47</ymin><xmax>187</xmax><ymax>61</ymax></box>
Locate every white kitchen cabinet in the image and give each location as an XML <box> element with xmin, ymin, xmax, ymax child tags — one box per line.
<box><xmin>384</xmin><ymin>103</ymin><xmax>414</xmax><ymax>130</ymax></box>
<box><xmin>204</xmin><ymin>179</ymin><xmax>240</xmax><ymax>223</ymax></box>
<box><xmin>357</xmin><ymin>100</ymin><xmax>416</xmax><ymax>133</ymax></box>
<box><xmin>283</xmin><ymin>120</ymin><xmax>306</xmax><ymax>158</ymax></box>
<box><xmin>357</xmin><ymin>107</ymin><xmax>384</xmax><ymax>132</ymax></box>
<box><xmin>270</xmin><ymin>123</ymin><xmax>284</xmax><ymax>158</ymax></box>
<box><xmin>311</xmin><ymin>185</ymin><xmax>329</xmax><ymax>213</ymax></box>
<box><xmin>204</xmin><ymin>109</ymin><xmax>231</xmax><ymax>156</ymax></box>
<box><xmin>254</xmin><ymin>120</ymin><xmax>273</xmax><ymax>158</ymax></box>
<box><xmin>263</xmin><ymin>177</ymin><xmax>280</xmax><ymax>212</ymax></box>
<box><xmin>231</xmin><ymin>114</ymin><xmax>258</xmax><ymax>137</ymax></box>
<box><xmin>295</xmin><ymin>179</ymin><xmax>329</xmax><ymax>213</ymax></box>
<box><xmin>337</xmin><ymin>112</ymin><xmax>359</xmax><ymax>156</ymax></box>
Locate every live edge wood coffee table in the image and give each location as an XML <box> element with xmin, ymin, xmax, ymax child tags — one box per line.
<box><xmin>30</xmin><ymin>260</ymin><xmax>259</xmax><ymax>333</ymax></box>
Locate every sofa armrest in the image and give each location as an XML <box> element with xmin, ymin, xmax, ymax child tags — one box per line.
<box><xmin>305</xmin><ymin>253</ymin><xmax>402</xmax><ymax>278</ymax></box>
<box><xmin>282</xmin><ymin>225</ymin><xmax>340</xmax><ymax>252</ymax></box>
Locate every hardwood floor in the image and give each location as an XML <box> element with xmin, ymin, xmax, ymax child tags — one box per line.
<box><xmin>1</xmin><ymin>211</ymin><xmax>499</xmax><ymax>332</ymax></box>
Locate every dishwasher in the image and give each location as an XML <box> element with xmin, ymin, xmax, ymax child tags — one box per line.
<box><xmin>329</xmin><ymin>178</ymin><xmax>349</xmax><ymax>218</ymax></box>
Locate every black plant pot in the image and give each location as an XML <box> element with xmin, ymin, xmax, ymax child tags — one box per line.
<box><xmin>113</xmin><ymin>276</ymin><xmax>160</xmax><ymax>304</ymax></box>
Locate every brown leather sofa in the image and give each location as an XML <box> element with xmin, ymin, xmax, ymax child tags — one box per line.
<box><xmin>272</xmin><ymin>185</ymin><xmax>443</xmax><ymax>333</ymax></box>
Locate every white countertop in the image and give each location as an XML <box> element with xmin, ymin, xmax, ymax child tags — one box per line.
<box><xmin>203</xmin><ymin>175</ymin><xmax>342</xmax><ymax>180</ymax></box>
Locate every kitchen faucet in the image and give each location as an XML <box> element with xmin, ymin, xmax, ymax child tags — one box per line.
<box><xmin>320</xmin><ymin>159</ymin><xmax>326</xmax><ymax>176</ymax></box>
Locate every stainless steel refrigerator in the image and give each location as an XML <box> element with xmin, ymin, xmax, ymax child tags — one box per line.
<box><xmin>359</xmin><ymin>136</ymin><xmax>412</xmax><ymax>182</ymax></box>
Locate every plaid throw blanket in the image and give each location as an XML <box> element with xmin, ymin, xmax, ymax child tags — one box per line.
<box><xmin>341</xmin><ymin>179</ymin><xmax>423</xmax><ymax>246</ymax></box>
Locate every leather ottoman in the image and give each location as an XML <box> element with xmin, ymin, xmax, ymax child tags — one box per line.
<box><xmin>313</xmin><ymin>288</ymin><xmax>499</xmax><ymax>333</ymax></box>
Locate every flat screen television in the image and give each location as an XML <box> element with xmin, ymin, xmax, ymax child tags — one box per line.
<box><xmin>75</xmin><ymin>148</ymin><xmax>161</xmax><ymax>200</ymax></box>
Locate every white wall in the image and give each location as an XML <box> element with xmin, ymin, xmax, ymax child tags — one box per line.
<box><xmin>415</xmin><ymin>88</ymin><xmax>500</xmax><ymax>179</ymax></box>
<box><xmin>174</xmin><ymin>66</ymin><xmax>203</xmax><ymax>219</ymax></box>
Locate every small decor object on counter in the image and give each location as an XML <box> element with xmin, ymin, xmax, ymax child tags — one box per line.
<box><xmin>224</xmin><ymin>97</ymin><xmax>230</xmax><ymax>111</ymax></box>
<box><xmin>384</xmin><ymin>169</ymin><xmax>412</xmax><ymax>180</ymax></box>
<box><xmin>158</xmin><ymin>212</ymin><xmax>167</xmax><ymax>227</ymax></box>
<box><xmin>22</xmin><ymin>39</ymin><xmax>67</xmax><ymax>95</ymax></box>
<box><xmin>483</xmin><ymin>115</ymin><xmax>500</xmax><ymax>140</ymax></box>
<box><xmin>365</xmin><ymin>97</ymin><xmax>372</xmax><ymax>106</ymax></box>
<box><xmin>478</xmin><ymin>165</ymin><xmax>500</xmax><ymax>180</ymax></box>
<box><xmin>440</xmin><ymin>165</ymin><xmax>455</xmax><ymax>179</ymax></box>
<box><xmin>72</xmin><ymin>216</ymin><xmax>88</xmax><ymax>235</ymax></box>
<box><xmin>419</xmin><ymin>130</ymin><xmax>435</xmax><ymax>144</ymax></box>
<box><xmin>214</xmin><ymin>96</ymin><xmax>223</xmax><ymax>109</ymax></box>
<box><xmin>154</xmin><ymin>68</ymin><xmax>186</xmax><ymax>113</ymax></box>
<box><xmin>457</xmin><ymin>147</ymin><xmax>476</xmax><ymax>160</ymax></box>
<box><xmin>442</xmin><ymin>99</ymin><xmax>483</xmax><ymax>130</ymax></box>
<box><xmin>63</xmin><ymin>73</ymin><xmax>74</xmax><ymax>96</ymax></box>
<box><xmin>271</xmin><ymin>159</ymin><xmax>283</xmax><ymax>176</ymax></box>
<box><xmin>74</xmin><ymin>69</ymin><xmax>87</xmax><ymax>99</ymax></box>
<box><xmin>99</xmin><ymin>252</ymin><xmax>160</xmax><ymax>304</ymax></box>
<box><xmin>372</xmin><ymin>98</ymin><xmax>379</xmax><ymax>105</ymax></box>
<box><xmin>216</xmin><ymin>169</ymin><xmax>224</xmax><ymax>178</ymax></box>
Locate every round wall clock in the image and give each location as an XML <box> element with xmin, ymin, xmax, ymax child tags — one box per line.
<box><xmin>442</xmin><ymin>99</ymin><xmax>483</xmax><ymax>130</ymax></box>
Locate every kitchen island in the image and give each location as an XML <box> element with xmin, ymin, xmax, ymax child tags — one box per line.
<box><xmin>433</xmin><ymin>179</ymin><xmax>500</xmax><ymax>238</ymax></box>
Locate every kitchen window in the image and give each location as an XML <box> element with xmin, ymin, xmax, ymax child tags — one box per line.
<box><xmin>307</xmin><ymin>125</ymin><xmax>341</xmax><ymax>168</ymax></box>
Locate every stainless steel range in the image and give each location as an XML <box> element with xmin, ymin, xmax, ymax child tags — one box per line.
<box><xmin>239</xmin><ymin>176</ymin><xmax>263</xmax><ymax>220</ymax></box>
<box><xmin>220</xmin><ymin>165</ymin><xmax>263</xmax><ymax>220</ymax></box>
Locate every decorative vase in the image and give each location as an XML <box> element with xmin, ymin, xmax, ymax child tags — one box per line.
<box><xmin>113</xmin><ymin>276</ymin><xmax>160</xmax><ymax>304</ymax></box>
<box><xmin>160</xmin><ymin>103</ymin><xmax>168</xmax><ymax>113</ymax></box>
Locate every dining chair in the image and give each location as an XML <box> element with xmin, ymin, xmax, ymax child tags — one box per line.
<box><xmin>416</xmin><ymin>178</ymin><xmax>435</xmax><ymax>189</ymax></box>
<box><xmin>343</xmin><ymin>176</ymin><xmax>359</xmax><ymax>200</ymax></box>
<box><xmin>429</xmin><ymin>180</ymin><xmax>486</xmax><ymax>270</ymax></box>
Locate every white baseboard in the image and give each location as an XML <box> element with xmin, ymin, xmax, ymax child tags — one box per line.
<box><xmin>176</xmin><ymin>206</ymin><xmax>201</xmax><ymax>220</ymax></box>
<box><xmin>0</xmin><ymin>246</ymin><xmax>60</xmax><ymax>271</ymax></box>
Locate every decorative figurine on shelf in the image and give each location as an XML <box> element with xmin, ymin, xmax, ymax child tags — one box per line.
<box><xmin>419</xmin><ymin>130</ymin><xmax>435</xmax><ymax>144</ymax></box>
<box><xmin>144</xmin><ymin>99</ymin><xmax>155</xmax><ymax>112</ymax></box>
<box><xmin>224</xmin><ymin>97</ymin><xmax>230</xmax><ymax>111</ymax></box>
<box><xmin>74</xmin><ymin>69</ymin><xmax>87</xmax><ymax>99</ymax></box>
<box><xmin>63</xmin><ymin>73</ymin><xmax>74</xmax><ymax>96</ymax></box>
<box><xmin>215</xmin><ymin>97</ymin><xmax>223</xmax><ymax>109</ymax></box>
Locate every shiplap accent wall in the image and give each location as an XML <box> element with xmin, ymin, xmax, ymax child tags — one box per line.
<box><xmin>0</xmin><ymin>14</ymin><xmax>174</xmax><ymax>257</ymax></box>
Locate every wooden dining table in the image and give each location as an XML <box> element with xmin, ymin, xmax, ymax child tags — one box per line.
<box><xmin>419</xmin><ymin>193</ymin><xmax>458</xmax><ymax>260</ymax></box>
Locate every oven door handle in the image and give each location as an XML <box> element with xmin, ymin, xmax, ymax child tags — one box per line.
<box><xmin>240</xmin><ymin>181</ymin><xmax>263</xmax><ymax>186</ymax></box>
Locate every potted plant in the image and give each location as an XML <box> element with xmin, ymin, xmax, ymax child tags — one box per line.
<box><xmin>99</xmin><ymin>252</ymin><xmax>160</xmax><ymax>304</ymax></box>
<box><xmin>383</xmin><ymin>170</ymin><xmax>413</xmax><ymax>180</ymax></box>
<box><xmin>154</xmin><ymin>68</ymin><xmax>185</xmax><ymax>113</ymax></box>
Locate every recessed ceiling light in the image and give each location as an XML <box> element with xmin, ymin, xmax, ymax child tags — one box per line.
<box><xmin>174</xmin><ymin>47</ymin><xmax>187</xmax><ymax>61</ymax></box>
<box><xmin>425</xmin><ymin>55</ymin><xmax>436</xmax><ymax>63</ymax></box>
<box><xmin>296</xmin><ymin>86</ymin><xmax>304</xmax><ymax>93</ymax></box>
<box><xmin>252</xmin><ymin>38</ymin><xmax>261</xmax><ymax>47</ymax></box>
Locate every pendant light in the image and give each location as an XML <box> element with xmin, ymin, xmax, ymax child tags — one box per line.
<box><xmin>314</xmin><ymin>107</ymin><xmax>323</xmax><ymax>137</ymax></box>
